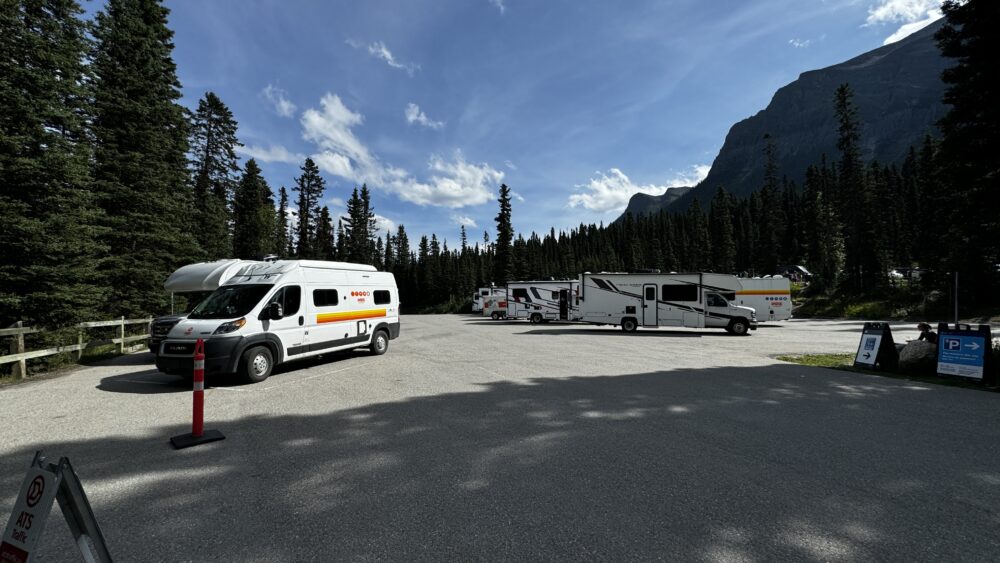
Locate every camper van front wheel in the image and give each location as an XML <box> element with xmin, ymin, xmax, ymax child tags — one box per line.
<box><xmin>621</xmin><ymin>318</ymin><xmax>638</xmax><ymax>333</ymax></box>
<box><xmin>240</xmin><ymin>346</ymin><xmax>273</xmax><ymax>383</ymax></box>
<box><xmin>370</xmin><ymin>330</ymin><xmax>389</xmax><ymax>356</ymax></box>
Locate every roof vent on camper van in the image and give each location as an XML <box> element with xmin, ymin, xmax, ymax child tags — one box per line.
<box><xmin>262</xmin><ymin>254</ymin><xmax>280</xmax><ymax>263</ymax></box>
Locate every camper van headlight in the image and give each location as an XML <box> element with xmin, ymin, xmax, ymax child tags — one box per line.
<box><xmin>213</xmin><ymin>317</ymin><xmax>246</xmax><ymax>335</ymax></box>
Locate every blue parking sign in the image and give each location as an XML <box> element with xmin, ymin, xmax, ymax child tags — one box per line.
<box><xmin>937</xmin><ymin>331</ymin><xmax>987</xmax><ymax>379</ymax></box>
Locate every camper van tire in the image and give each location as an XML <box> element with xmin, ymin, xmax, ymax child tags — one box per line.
<box><xmin>727</xmin><ymin>319</ymin><xmax>751</xmax><ymax>336</ymax></box>
<box><xmin>370</xmin><ymin>330</ymin><xmax>390</xmax><ymax>356</ymax></box>
<box><xmin>621</xmin><ymin>318</ymin><xmax>638</xmax><ymax>333</ymax></box>
<box><xmin>530</xmin><ymin>313</ymin><xmax>543</xmax><ymax>324</ymax></box>
<box><xmin>491</xmin><ymin>311</ymin><xmax>501</xmax><ymax>320</ymax></box>
<box><xmin>240</xmin><ymin>346</ymin><xmax>274</xmax><ymax>383</ymax></box>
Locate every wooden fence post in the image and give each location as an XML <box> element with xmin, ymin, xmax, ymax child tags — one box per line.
<box><xmin>77</xmin><ymin>326</ymin><xmax>85</xmax><ymax>361</ymax></box>
<box><xmin>118</xmin><ymin>316</ymin><xmax>125</xmax><ymax>354</ymax></box>
<box><xmin>10</xmin><ymin>321</ymin><xmax>26</xmax><ymax>379</ymax></box>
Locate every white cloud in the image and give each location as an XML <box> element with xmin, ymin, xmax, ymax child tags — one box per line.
<box><xmin>301</xmin><ymin>93</ymin><xmax>503</xmax><ymax>208</ymax></box>
<box><xmin>405</xmin><ymin>103</ymin><xmax>445</xmax><ymax>130</ymax></box>
<box><xmin>504</xmin><ymin>160</ymin><xmax>517</xmax><ymax>170</ymax></box>
<box><xmin>347</xmin><ymin>39</ymin><xmax>420</xmax><ymax>76</ymax></box>
<box><xmin>568</xmin><ymin>165</ymin><xmax>709</xmax><ymax>213</ymax></box>
<box><xmin>788</xmin><ymin>38</ymin><xmax>811</xmax><ymax>48</ymax></box>
<box><xmin>261</xmin><ymin>84</ymin><xmax>296</xmax><ymax>118</ymax></box>
<box><xmin>452</xmin><ymin>215</ymin><xmax>478</xmax><ymax>228</ymax></box>
<box><xmin>489</xmin><ymin>0</ymin><xmax>506</xmax><ymax>14</ymax></box>
<box><xmin>236</xmin><ymin>144</ymin><xmax>305</xmax><ymax>164</ymax></box>
<box><xmin>864</xmin><ymin>0</ymin><xmax>943</xmax><ymax>45</ymax></box>
<box><xmin>374</xmin><ymin>214</ymin><xmax>396</xmax><ymax>233</ymax></box>
<box><xmin>510</xmin><ymin>190</ymin><xmax>525</xmax><ymax>202</ymax></box>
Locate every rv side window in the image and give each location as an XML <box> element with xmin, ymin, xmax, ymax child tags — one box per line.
<box><xmin>645</xmin><ymin>286</ymin><xmax>656</xmax><ymax>300</ymax></box>
<box><xmin>313</xmin><ymin>289</ymin><xmax>339</xmax><ymax>307</ymax></box>
<box><xmin>268</xmin><ymin>285</ymin><xmax>301</xmax><ymax>317</ymax></box>
<box><xmin>373</xmin><ymin>290</ymin><xmax>391</xmax><ymax>305</ymax></box>
<box><xmin>706</xmin><ymin>293</ymin><xmax>727</xmax><ymax>307</ymax></box>
<box><xmin>661</xmin><ymin>284</ymin><xmax>698</xmax><ymax>302</ymax></box>
<box><xmin>512</xmin><ymin>288</ymin><xmax>528</xmax><ymax>300</ymax></box>
<box><xmin>551</xmin><ymin>291</ymin><xmax>559</xmax><ymax>300</ymax></box>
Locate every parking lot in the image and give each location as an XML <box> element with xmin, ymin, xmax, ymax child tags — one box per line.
<box><xmin>2</xmin><ymin>316</ymin><xmax>999</xmax><ymax>561</ymax></box>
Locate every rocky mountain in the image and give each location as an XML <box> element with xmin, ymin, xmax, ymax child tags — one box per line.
<box><xmin>618</xmin><ymin>187</ymin><xmax>693</xmax><ymax>220</ymax></box>
<box><xmin>619</xmin><ymin>19</ymin><xmax>949</xmax><ymax>218</ymax></box>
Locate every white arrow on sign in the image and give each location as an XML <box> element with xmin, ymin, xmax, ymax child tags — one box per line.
<box><xmin>965</xmin><ymin>341</ymin><xmax>981</xmax><ymax>350</ymax></box>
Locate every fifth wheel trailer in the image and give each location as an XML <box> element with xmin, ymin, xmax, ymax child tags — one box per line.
<box><xmin>577</xmin><ymin>272</ymin><xmax>758</xmax><ymax>334</ymax></box>
<box><xmin>505</xmin><ymin>280</ymin><xmax>581</xmax><ymax>323</ymax></box>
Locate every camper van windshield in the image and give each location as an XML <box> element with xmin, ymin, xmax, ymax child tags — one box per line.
<box><xmin>188</xmin><ymin>284</ymin><xmax>273</xmax><ymax>319</ymax></box>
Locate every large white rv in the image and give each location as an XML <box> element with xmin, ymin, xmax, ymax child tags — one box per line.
<box><xmin>506</xmin><ymin>280</ymin><xmax>581</xmax><ymax>323</ymax></box>
<box><xmin>578</xmin><ymin>272</ymin><xmax>757</xmax><ymax>334</ymax></box>
<box><xmin>156</xmin><ymin>260</ymin><xmax>400</xmax><ymax>383</ymax></box>
<box><xmin>150</xmin><ymin>259</ymin><xmax>261</xmax><ymax>352</ymax></box>
<box><xmin>730</xmin><ymin>276</ymin><xmax>793</xmax><ymax>321</ymax></box>
<box><xmin>473</xmin><ymin>286</ymin><xmax>504</xmax><ymax>313</ymax></box>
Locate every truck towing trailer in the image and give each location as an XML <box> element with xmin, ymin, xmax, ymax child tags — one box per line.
<box><xmin>578</xmin><ymin>272</ymin><xmax>757</xmax><ymax>334</ymax></box>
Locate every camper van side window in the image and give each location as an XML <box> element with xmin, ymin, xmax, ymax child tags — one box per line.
<box><xmin>373</xmin><ymin>290</ymin><xmax>391</xmax><ymax>305</ymax></box>
<box><xmin>511</xmin><ymin>288</ymin><xmax>529</xmax><ymax>300</ymax></box>
<box><xmin>551</xmin><ymin>291</ymin><xmax>559</xmax><ymax>300</ymax></box>
<box><xmin>661</xmin><ymin>284</ymin><xmax>698</xmax><ymax>302</ymax></box>
<box><xmin>314</xmin><ymin>289</ymin><xmax>339</xmax><ymax>307</ymax></box>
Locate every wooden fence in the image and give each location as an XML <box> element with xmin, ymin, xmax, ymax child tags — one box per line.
<box><xmin>0</xmin><ymin>317</ymin><xmax>151</xmax><ymax>379</ymax></box>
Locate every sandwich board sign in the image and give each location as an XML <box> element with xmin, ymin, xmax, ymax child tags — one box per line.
<box><xmin>0</xmin><ymin>452</ymin><xmax>111</xmax><ymax>563</ymax></box>
<box><xmin>854</xmin><ymin>322</ymin><xmax>898</xmax><ymax>371</ymax></box>
<box><xmin>937</xmin><ymin>323</ymin><xmax>993</xmax><ymax>381</ymax></box>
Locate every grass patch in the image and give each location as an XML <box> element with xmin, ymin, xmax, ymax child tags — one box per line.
<box><xmin>776</xmin><ymin>353</ymin><xmax>856</xmax><ymax>369</ymax></box>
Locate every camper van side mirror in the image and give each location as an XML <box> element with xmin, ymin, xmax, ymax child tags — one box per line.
<box><xmin>262</xmin><ymin>302</ymin><xmax>283</xmax><ymax>320</ymax></box>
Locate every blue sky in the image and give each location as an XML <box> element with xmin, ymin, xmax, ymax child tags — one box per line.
<box><xmin>121</xmin><ymin>0</ymin><xmax>943</xmax><ymax>245</ymax></box>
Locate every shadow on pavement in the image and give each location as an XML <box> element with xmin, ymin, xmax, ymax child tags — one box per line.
<box><xmin>6</xmin><ymin>364</ymin><xmax>1000</xmax><ymax>561</ymax></box>
<box><xmin>517</xmin><ymin>328</ymin><xmax>738</xmax><ymax>338</ymax></box>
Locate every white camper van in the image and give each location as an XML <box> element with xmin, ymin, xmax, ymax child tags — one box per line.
<box><xmin>150</xmin><ymin>259</ymin><xmax>261</xmax><ymax>352</ymax></box>
<box><xmin>578</xmin><ymin>272</ymin><xmax>757</xmax><ymax>334</ymax></box>
<box><xmin>155</xmin><ymin>260</ymin><xmax>400</xmax><ymax>383</ymax></box>
<box><xmin>506</xmin><ymin>280</ymin><xmax>581</xmax><ymax>323</ymax></box>
<box><xmin>472</xmin><ymin>286</ymin><xmax>497</xmax><ymax>313</ymax></box>
<box><xmin>730</xmin><ymin>276</ymin><xmax>793</xmax><ymax>321</ymax></box>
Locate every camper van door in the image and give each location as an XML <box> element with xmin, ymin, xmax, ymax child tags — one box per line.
<box><xmin>265</xmin><ymin>285</ymin><xmax>307</xmax><ymax>356</ymax></box>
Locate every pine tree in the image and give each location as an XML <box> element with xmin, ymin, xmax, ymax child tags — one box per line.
<box><xmin>344</xmin><ymin>184</ymin><xmax>377</xmax><ymax>264</ymax></box>
<box><xmin>232</xmin><ymin>159</ymin><xmax>276</xmax><ymax>259</ymax></box>
<box><xmin>315</xmin><ymin>206</ymin><xmax>334</xmax><ymax>260</ymax></box>
<box><xmin>275</xmin><ymin>186</ymin><xmax>290</xmax><ymax>257</ymax></box>
<box><xmin>708</xmin><ymin>187</ymin><xmax>736</xmax><ymax>273</ymax></box>
<box><xmin>494</xmin><ymin>184</ymin><xmax>514</xmax><ymax>284</ymax></box>
<box><xmin>460</xmin><ymin>225</ymin><xmax>468</xmax><ymax>252</ymax></box>
<box><xmin>92</xmin><ymin>0</ymin><xmax>199</xmax><ymax>316</ymax></box>
<box><xmin>935</xmin><ymin>0</ymin><xmax>1000</xmax><ymax>303</ymax></box>
<box><xmin>293</xmin><ymin>157</ymin><xmax>324</xmax><ymax>258</ymax></box>
<box><xmin>190</xmin><ymin>91</ymin><xmax>240</xmax><ymax>258</ymax></box>
<box><xmin>0</xmin><ymin>0</ymin><xmax>107</xmax><ymax>328</ymax></box>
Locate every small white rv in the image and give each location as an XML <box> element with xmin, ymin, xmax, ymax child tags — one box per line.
<box><xmin>156</xmin><ymin>260</ymin><xmax>400</xmax><ymax>383</ymax></box>
<box><xmin>472</xmin><ymin>286</ymin><xmax>502</xmax><ymax>312</ymax></box>
<box><xmin>731</xmin><ymin>276</ymin><xmax>793</xmax><ymax>321</ymax></box>
<box><xmin>578</xmin><ymin>272</ymin><xmax>757</xmax><ymax>334</ymax></box>
<box><xmin>505</xmin><ymin>280</ymin><xmax>581</xmax><ymax>323</ymax></box>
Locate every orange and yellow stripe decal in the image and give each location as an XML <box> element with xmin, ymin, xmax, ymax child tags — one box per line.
<box><xmin>316</xmin><ymin>309</ymin><xmax>387</xmax><ymax>324</ymax></box>
<box><xmin>736</xmin><ymin>290</ymin><xmax>791</xmax><ymax>295</ymax></box>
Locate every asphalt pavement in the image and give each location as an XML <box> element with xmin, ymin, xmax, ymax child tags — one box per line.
<box><xmin>2</xmin><ymin>316</ymin><xmax>998</xmax><ymax>561</ymax></box>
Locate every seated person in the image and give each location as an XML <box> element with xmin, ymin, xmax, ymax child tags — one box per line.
<box><xmin>916</xmin><ymin>322</ymin><xmax>938</xmax><ymax>345</ymax></box>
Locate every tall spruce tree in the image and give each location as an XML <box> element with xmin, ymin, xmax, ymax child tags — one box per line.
<box><xmin>935</xmin><ymin>0</ymin><xmax>999</xmax><ymax>303</ymax></box>
<box><xmin>708</xmin><ymin>188</ymin><xmax>736</xmax><ymax>273</ymax></box>
<box><xmin>190</xmin><ymin>91</ymin><xmax>240</xmax><ymax>258</ymax></box>
<box><xmin>232</xmin><ymin>159</ymin><xmax>276</xmax><ymax>259</ymax></box>
<box><xmin>275</xmin><ymin>186</ymin><xmax>290</xmax><ymax>257</ymax></box>
<box><xmin>92</xmin><ymin>0</ymin><xmax>198</xmax><ymax>316</ymax></box>
<box><xmin>494</xmin><ymin>184</ymin><xmax>514</xmax><ymax>284</ymax></box>
<box><xmin>0</xmin><ymin>0</ymin><xmax>107</xmax><ymax>328</ymax></box>
<box><xmin>315</xmin><ymin>206</ymin><xmax>335</xmax><ymax>260</ymax></box>
<box><xmin>293</xmin><ymin>157</ymin><xmax>324</xmax><ymax>258</ymax></box>
<box><xmin>344</xmin><ymin>184</ymin><xmax>377</xmax><ymax>264</ymax></box>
